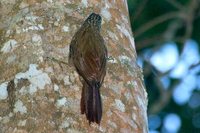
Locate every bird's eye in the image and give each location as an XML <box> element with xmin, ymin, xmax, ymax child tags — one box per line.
<box><xmin>96</xmin><ymin>82</ymin><xmax>101</xmax><ymax>88</ymax></box>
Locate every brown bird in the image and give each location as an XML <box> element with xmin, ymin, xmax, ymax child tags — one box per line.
<box><xmin>69</xmin><ymin>13</ymin><xmax>107</xmax><ymax>124</ymax></box>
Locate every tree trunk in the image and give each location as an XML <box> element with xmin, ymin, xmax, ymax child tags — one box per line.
<box><xmin>0</xmin><ymin>0</ymin><xmax>148</xmax><ymax>132</ymax></box>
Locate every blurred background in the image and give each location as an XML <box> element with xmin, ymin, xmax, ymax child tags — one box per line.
<box><xmin>127</xmin><ymin>0</ymin><xmax>200</xmax><ymax>132</ymax></box>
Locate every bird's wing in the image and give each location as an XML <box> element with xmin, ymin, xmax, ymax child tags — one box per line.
<box><xmin>73</xmin><ymin>32</ymin><xmax>107</xmax><ymax>86</ymax></box>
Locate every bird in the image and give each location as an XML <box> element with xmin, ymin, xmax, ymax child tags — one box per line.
<box><xmin>69</xmin><ymin>13</ymin><xmax>107</xmax><ymax>124</ymax></box>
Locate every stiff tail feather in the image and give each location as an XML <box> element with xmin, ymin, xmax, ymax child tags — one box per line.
<box><xmin>81</xmin><ymin>82</ymin><xmax>102</xmax><ymax>124</ymax></box>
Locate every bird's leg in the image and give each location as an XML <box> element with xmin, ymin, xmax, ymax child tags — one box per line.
<box><xmin>107</xmin><ymin>56</ymin><xmax>115</xmax><ymax>61</ymax></box>
<box><xmin>45</xmin><ymin>56</ymin><xmax>70</xmax><ymax>71</ymax></box>
<box><xmin>45</xmin><ymin>56</ymin><xmax>68</xmax><ymax>65</ymax></box>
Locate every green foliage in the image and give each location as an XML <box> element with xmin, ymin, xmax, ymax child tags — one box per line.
<box><xmin>128</xmin><ymin>0</ymin><xmax>200</xmax><ymax>132</ymax></box>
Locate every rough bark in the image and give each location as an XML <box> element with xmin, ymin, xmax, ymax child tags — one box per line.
<box><xmin>0</xmin><ymin>0</ymin><xmax>148</xmax><ymax>132</ymax></box>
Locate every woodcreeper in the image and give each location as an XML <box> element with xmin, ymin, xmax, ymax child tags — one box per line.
<box><xmin>69</xmin><ymin>13</ymin><xmax>107</xmax><ymax>124</ymax></box>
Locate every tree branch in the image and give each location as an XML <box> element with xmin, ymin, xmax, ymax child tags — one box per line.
<box><xmin>165</xmin><ymin>0</ymin><xmax>185</xmax><ymax>10</ymax></box>
<box><xmin>132</xmin><ymin>0</ymin><xmax>149</xmax><ymax>21</ymax></box>
<box><xmin>134</xmin><ymin>11</ymin><xmax>182</xmax><ymax>38</ymax></box>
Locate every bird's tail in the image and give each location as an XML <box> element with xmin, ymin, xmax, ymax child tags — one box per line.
<box><xmin>81</xmin><ymin>81</ymin><xmax>102</xmax><ymax>124</ymax></box>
